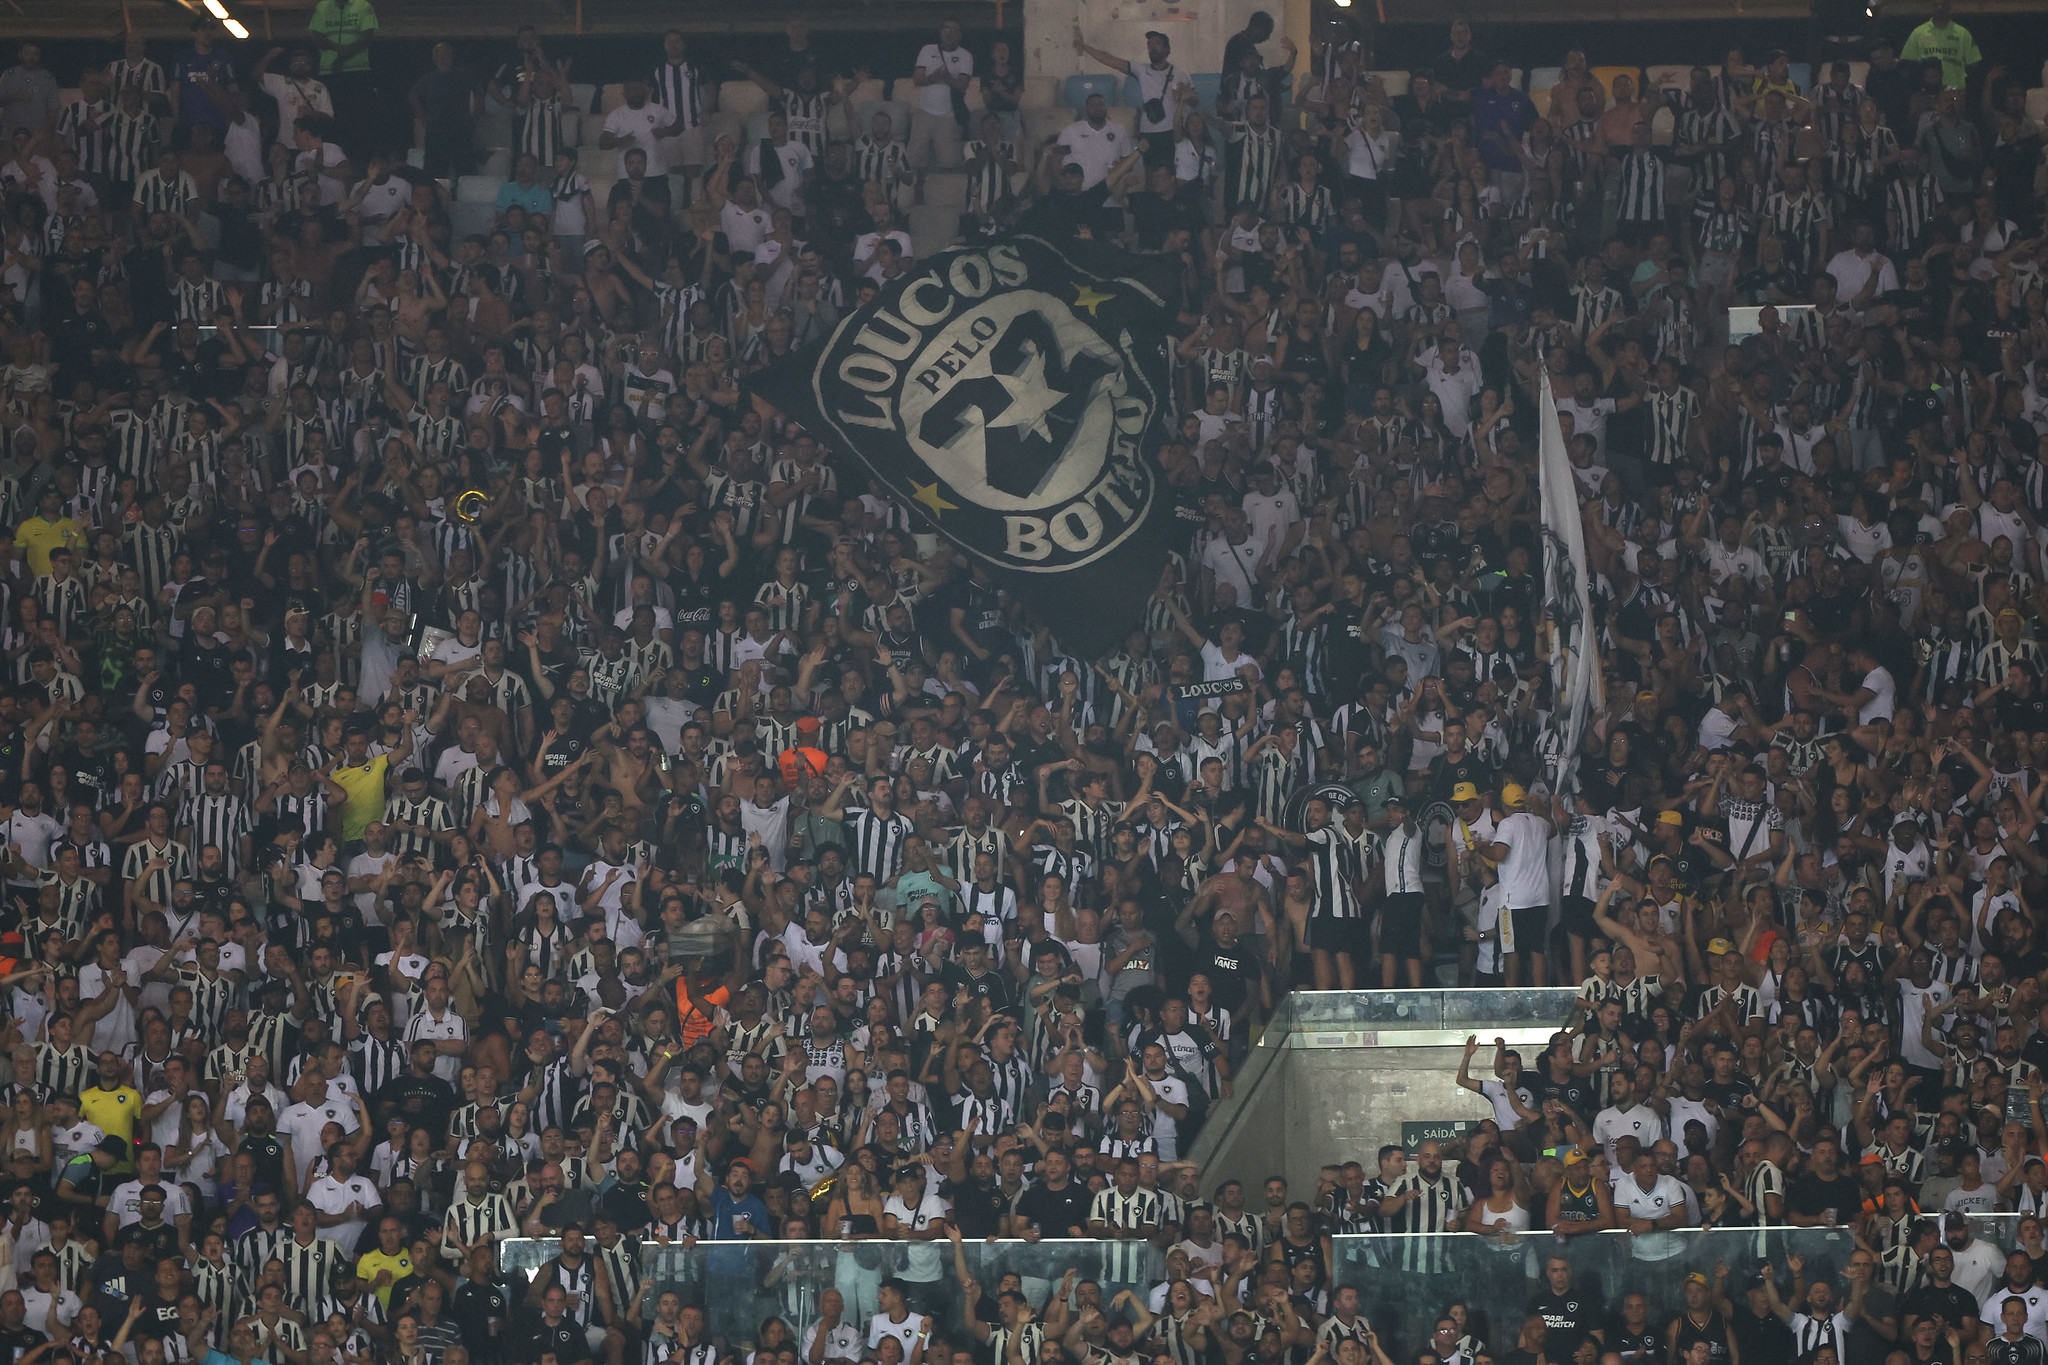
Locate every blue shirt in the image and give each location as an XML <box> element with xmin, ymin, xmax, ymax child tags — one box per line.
<box><xmin>495</xmin><ymin>180</ymin><xmax>553</xmax><ymax>215</ymax></box>
<box><xmin>706</xmin><ymin>1186</ymin><xmax>770</xmax><ymax>1277</ymax></box>
<box><xmin>174</xmin><ymin>48</ymin><xmax>236</xmax><ymax>127</ymax></box>
<box><xmin>1470</xmin><ymin>87</ymin><xmax>1535</xmax><ymax>171</ymax></box>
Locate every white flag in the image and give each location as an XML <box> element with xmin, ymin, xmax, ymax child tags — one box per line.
<box><xmin>1539</xmin><ymin>385</ymin><xmax>1602</xmax><ymax>795</ymax></box>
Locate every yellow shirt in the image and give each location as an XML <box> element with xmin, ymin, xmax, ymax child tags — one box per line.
<box><xmin>14</xmin><ymin>516</ymin><xmax>83</xmax><ymax>577</ymax></box>
<box><xmin>330</xmin><ymin>754</ymin><xmax>391</xmax><ymax>842</ymax></box>
<box><xmin>78</xmin><ymin>1083</ymin><xmax>142</xmax><ymax>1142</ymax></box>
<box><xmin>355</xmin><ymin>1249</ymin><xmax>414</xmax><ymax>1308</ymax></box>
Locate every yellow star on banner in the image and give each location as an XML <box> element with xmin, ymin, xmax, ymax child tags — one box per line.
<box><xmin>1073</xmin><ymin>284</ymin><xmax>1113</xmax><ymax>315</ymax></box>
<box><xmin>912</xmin><ymin>481</ymin><xmax>959</xmax><ymax>518</ymax></box>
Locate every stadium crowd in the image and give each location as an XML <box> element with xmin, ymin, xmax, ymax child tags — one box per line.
<box><xmin>3</xmin><ymin>5</ymin><xmax>2048</xmax><ymax>1365</ymax></box>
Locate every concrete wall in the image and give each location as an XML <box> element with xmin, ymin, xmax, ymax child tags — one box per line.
<box><xmin>1196</xmin><ymin>1043</ymin><xmax>1504</xmax><ymax>1196</ymax></box>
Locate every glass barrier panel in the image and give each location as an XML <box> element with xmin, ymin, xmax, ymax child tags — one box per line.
<box><xmin>498</xmin><ymin>1220</ymin><xmax>2025</xmax><ymax>1358</ymax></box>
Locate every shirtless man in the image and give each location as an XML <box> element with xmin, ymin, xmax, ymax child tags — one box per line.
<box><xmin>592</xmin><ymin>725</ymin><xmax>668</xmax><ymax>820</ymax></box>
<box><xmin>1593</xmin><ymin>877</ymin><xmax>1687</xmax><ymax>986</ymax></box>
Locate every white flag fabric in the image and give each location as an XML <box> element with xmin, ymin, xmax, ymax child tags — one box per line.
<box><xmin>1539</xmin><ymin>385</ymin><xmax>1602</xmax><ymax>795</ymax></box>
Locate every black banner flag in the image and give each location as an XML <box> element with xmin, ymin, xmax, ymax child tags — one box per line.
<box><xmin>753</xmin><ymin>233</ymin><xmax>1182</xmax><ymax>656</ymax></box>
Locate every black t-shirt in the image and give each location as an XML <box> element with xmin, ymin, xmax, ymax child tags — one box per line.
<box><xmin>1901</xmin><ymin>1284</ymin><xmax>1980</xmax><ymax>1332</ymax></box>
<box><xmin>520</xmin><ymin>1316</ymin><xmax>592</xmax><ymax>1365</ymax></box>
<box><xmin>1529</xmin><ymin>1292</ymin><xmax>1601</xmax><ymax>1357</ymax></box>
<box><xmin>1014</xmin><ymin>1178</ymin><xmax>1092</xmax><ymax>1237</ymax></box>
<box><xmin>939</xmin><ymin>1176</ymin><xmax>1009</xmax><ymax>1239</ymax></box>
<box><xmin>450</xmin><ymin>1278</ymin><xmax>511</xmax><ymax>1358</ymax></box>
<box><xmin>0</xmin><ymin>1325</ymin><xmax>46</xmax><ymax>1365</ymax></box>
<box><xmin>1187</xmin><ymin>936</ymin><xmax>1260</xmax><ymax>1014</ymax></box>
<box><xmin>1785</xmin><ymin>1172</ymin><xmax>1861</xmax><ymax>1223</ymax></box>
<box><xmin>134</xmin><ymin>1291</ymin><xmax>184</xmax><ymax>1340</ymax></box>
<box><xmin>1611</xmin><ymin>1323</ymin><xmax>1666</xmax><ymax>1364</ymax></box>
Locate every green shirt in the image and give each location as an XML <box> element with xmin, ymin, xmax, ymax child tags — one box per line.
<box><xmin>1346</xmin><ymin>768</ymin><xmax>1404</xmax><ymax>822</ymax></box>
<box><xmin>309</xmin><ymin>0</ymin><xmax>378</xmax><ymax>74</ymax></box>
<box><xmin>1900</xmin><ymin>18</ymin><xmax>1980</xmax><ymax>92</ymax></box>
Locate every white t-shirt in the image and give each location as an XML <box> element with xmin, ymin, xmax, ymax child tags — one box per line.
<box><xmin>3</xmin><ymin>811</ymin><xmax>62</xmax><ymax>873</ymax></box>
<box><xmin>259</xmin><ymin>72</ymin><xmax>333</xmax><ymax>147</ymax></box>
<box><xmin>1856</xmin><ymin>666</ymin><xmax>1897</xmax><ymax>723</ymax></box>
<box><xmin>803</xmin><ymin>1323</ymin><xmax>863</xmax><ymax>1365</ymax></box>
<box><xmin>867</xmin><ymin>1312</ymin><xmax>929</xmax><ymax>1354</ymax></box>
<box><xmin>1146</xmin><ymin>1072</ymin><xmax>1190</xmax><ymax>1159</ymax></box>
<box><xmin>1592</xmin><ymin>1103</ymin><xmax>1666</xmax><ymax>1161</ymax></box>
<box><xmin>279</xmin><ymin>1098</ymin><xmax>363</xmax><ymax>1186</ymax></box>
<box><xmin>913</xmin><ymin>44</ymin><xmax>973</xmax><ymax>117</ymax></box>
<box><xmin>107</xmin><ymin>1178</ymin><xmax>193</xmax><ymax>1227</ymax></box>
<box><xmin>19</xmin><ymin>1287</ymin><xmax>80</xmax><ymax>1330</ymax></box>
<box><xmin>1897</xmin><ymin>979</ymin><xmax>1952</xmax><ymax>1070</ymax></box>
<box><xmin>1616</xmin><ymin>1172</ymin><xmax>1691</xmax><ymax>1258</ymax></box>
<box><xmin>1494</xmin><ymin>811</ymin><xmax>1551</xmax><ymax>909</ymax></box>
<box><xmin>304</xmin><ymin>1171</ymin><xmax>382</xmax><ymax>1254</ymax></box>
<box><xmin>1200</xmin><ymin>531</ymin><xmax>1269</xmax><ymax>610</ymax></box>
<box><xmin>346</xmin><ymin>850</ymin><xmax>397</xmax><ymax>925</ymax></box>
<box><xmin>881</xmin><ymin>1191</ymin><xmax>951</xmax><ymax>1282</ymax></box>
<box><xmin>53</xmin><ymin>1121</ymin><xmax>103</xmax><ymax>1161</ymax></box>
<box><xmin>603</xmin><ymin>101</ymin><xmax>672</xmax><ymax>174</ymax></box>
<box><xmin>720</xmin><ymin>201</ymin><xmax>772</xmax><ymax>253</ymax></box>
<box><xmin>1055</xmin><ymin>118</ymin><xmax>1127</xmax><ymax>189</ymax></box>
<box><xmin>404</xmin><ymin>1005</ymin><xmax>467</xmax><ymax>1084</ymax></box>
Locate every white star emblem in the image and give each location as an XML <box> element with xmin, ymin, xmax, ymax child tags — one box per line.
<box><xmin>981</xmin><ymin>342</ymin><xmax>1064</xmax><ymax>445</ymax></box>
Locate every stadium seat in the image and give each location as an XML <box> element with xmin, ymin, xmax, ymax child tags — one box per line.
<box><xmin>477</xmin><ymin>110</ymin><xmax>514</xmax><ymax>151</ymax></box>
<box><xmin>455</xmin><ymin>174</ymin><xmax>504</xmax><ymax>203</ymax></box>
<box><xmin>405</xmin><ymin>148</ymin><xmax>426</xmax><ymax>169</ymax></box>
<box><xmin>1528</xmin><ymin>67</ymin><xmax>1563</xmax><ymax>101</ymax></box>
<box><xmin>1786</xmin><ymin>62</ymin><xmax>1812</xmax><ymax>91</ymax></box>
<box><xmin>450</xmin><ymin>200</ymin><xmax>496</xmax><ymax>239</ymax></box>
<box><xmin>1591</xmin><ymin>65</ymin><xmax>1641</xmax><ymax>102</ymax></box>
<box><xmin>1188</xmin><ymin>72</ymin><xmax>1224</xmax><ymax>107</ymax></box>
<box><xmin>1369</xmin><ymin>70</ymin><xmax>1409</xmax><ymax>98</ymax></box>
<box><xmin>1020</xmin><ymin>75</ymin><xmax>1061</xmax><ymax>109</ymax></box>
<box><xmin>2027</xmin><ymin>88</ymin><xmax>2048</xmax><ymax>126</ymax></box>
<box><xmin>560</xmin><ymin>111</ymin><xmax>582</xmax><ymax>149</ymax></box>
<box><xmin>477</xmin><ymin>149</ymin><xmax>512</xmax><ymax>179</ymax></box>
<box><xmin>576</xmin><ymin>147</ymin><xmax>618</xmax><ymax>177</ymax></box>
<box><xmin>888</xmin><ymin>78</ymin><xmax>919</xmax><ymax>105</ymax></box>
<box><xmin>721</xmin><ymin>81</ymin><xmax>768</xmax><ymax>120</ymax></box>
<box><xmin>1105</xmin><ymin>107</ymin><xmax>1138</xmax><ymax>139</ymax></box>
<box><xmin>923</xmin><ymin>171</ymin><xmax>969</xmax><ymax>210</ymax></box>
<box><xmin>908</xmin><ymin>202</ymin><xmax>960</xmax><ymax>257</ymax></box>
<box><xmin>1644</xmin><ymin>65</ymin><xmax>1691</xmax><ymax>96</ymax></box>
<box><xmin>599</xmin><ymin>83</ymin><xmax>626</xmax><ymax>115</ymax></box>
<box><xmin>1848</xmin><ymin>62</ymin><xmax>1870</xmax><ymax>87</ymax></box>
<box><xmin>854</xmin><ymin>100</ymin><xmax>916</xmax><ymax>141</ymax></box>
<box><xmin>965</xmin><ymin>78</ymin><xmax>987</xmax><ymax>114</ymax></box>
<box><xmin>1509</xmin><ymin>69</ymin><xmax>1524</xmax><ymax>91</ymax></box>
<box><xmin>1064</xmin><ymin>74</ymin><xmax>1122</xmax><ymax>108</ymax></box>
<box><xmin>1024</xmin><ymin>107</ymin><xmax>1071</xmax><ymax>148</ymax></box>
<box><xmin>570</xmin><ymin>82</ymin><xmax>596</xmax><ymax>112</ymax></box>
<box><xmin>1650</xmin><ymin>105</ymin><xmax>1674</xmax><ymax>146</ymax></box>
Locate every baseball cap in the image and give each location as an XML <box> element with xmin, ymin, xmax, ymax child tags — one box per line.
<box><xmin>1451</xmin><ymin>782</ymin><xmax>1480</xmax><ymax>803</ymax></box>
<box><xmin>1501</xmin><ymin>783</ymin><xmax>1527</xmax><ymax>808</ymax></box>
<box><xmin>1706</xmin><ymin>938</ymin><xmax>1734</xmax><ymax>956</ymax></box>
<box><xmin>1657</xmin><ymin>810</ymin><xmax>1685</xmax><ymax>826</ymax></box>
<box><xmin>97</xmin><ymin>1135</ymin><xmax>128</xmax><ymax>1158</ymax></box>
<box><xmin>1384</xmin><ymin>793</ymin><xmax>1407</xmax><ymax>809</ymax></box>
<box><xmin>1562</xmin><ymin>1147</ymin><xmax>1590</xmax><ymax>1167</ymax></box>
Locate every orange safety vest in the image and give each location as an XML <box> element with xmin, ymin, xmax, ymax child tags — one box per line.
<box><xmin>674</xmin><ymin>979</ymin><xmax>731</xmax><ymax>1047</ymax></box>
